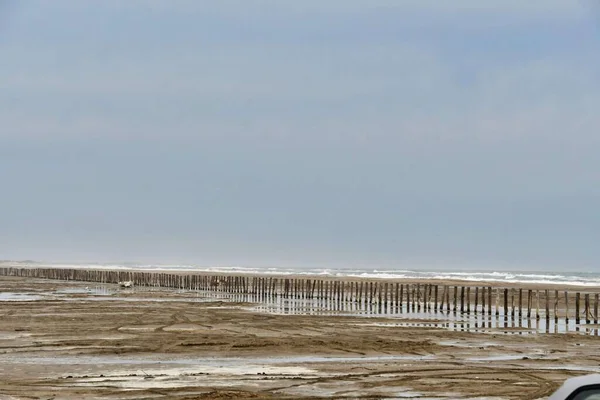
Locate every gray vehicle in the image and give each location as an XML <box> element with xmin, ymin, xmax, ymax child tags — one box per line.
<box><xmin>549</xmin><ymin>375</ymin><xmax>600</xmax><ymax>400</ymax></box>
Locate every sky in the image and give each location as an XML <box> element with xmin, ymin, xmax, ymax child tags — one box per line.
<box><xmin>0</xmin><ymin>0</ymin><xmax>599</xmax><ymax>271</ymax></box>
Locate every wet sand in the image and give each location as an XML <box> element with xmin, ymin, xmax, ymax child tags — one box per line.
<box><xmin>1</xmin><ymin>276</ymin><xmax>599</xmax><ymax>399</ymax></box>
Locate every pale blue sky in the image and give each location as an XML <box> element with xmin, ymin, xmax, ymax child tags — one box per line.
<box><xmin>1</xmin><ymin>1</ymin><xmax>599</xmax><ymax>270</ymax></box>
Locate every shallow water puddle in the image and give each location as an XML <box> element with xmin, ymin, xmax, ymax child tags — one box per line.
<box><xmin>466</xmin><ymin>355</ymin><xmax>532</xmax><ymax>362</ymax></box>
<box><xmin>70</xmin><ymin>364</ymin><xmax>319</xmax><ymax>389</ymax></box>
<box><xmin>60</xmin><ymin>361</ymin><xmax>324</xmax><ymax>391</ymax></box>
<box><xmin>118</xmin><ymin>325</ymin><xmax>164</xmax><ymax>333</ymax></box>
<box><xmin>437</xmin><ymin>340</ymin><xmax>501</xmax><ymax>348</ymax></box>
<box><xmin>55</xmin><ymin>287</ymin><xmax>113</xmax><ymax>296</ymax></box>
<box><xmin>276</xmin><ymin>374</ymin><xmax>464</xmax><ymax>399</ymax></box>
<box><xmin>0</xmin><ymin>293</ymin><xmax>44</xmax><ymax>301</ymax></box>
<box><xmin>3</xmin><ymin>354</ymin><xmax>438</xmax><ymax>366</ymax></box>
<box><xmin>0</xmin><ymin>332</ymin><xmax>32</xmax><ymax>340</ymax></box>
<box><xmin>347</xmin><ymin>317</ymin><xmax>597</xmax><ymax>336</ymax></box>
<box><xmin>280</xmin><ymin>381</ymin><xmax>420</xmax><ymax>398</ymax></box>
<box><xmin>538</xmin><ymin>365</ymin><xmax>600</xmax><ymax>373</ymax></box>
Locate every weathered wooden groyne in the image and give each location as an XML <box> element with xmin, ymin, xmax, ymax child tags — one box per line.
<box><xmin>1</xmin><ymin>267</ymin><xmax>599</xmax><ymax>324</ymax></box>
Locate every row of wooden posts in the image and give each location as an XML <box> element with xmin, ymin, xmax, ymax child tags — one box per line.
<box><xmin>1</xmin><ymin>267</ymin><xmax>599</xmax><ymax>324</ymax></box>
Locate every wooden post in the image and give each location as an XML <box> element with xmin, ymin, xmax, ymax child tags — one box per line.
<box><xmin>503</xmin><ymin>289</ymin><xmax>508</xmax><ymax>318</ymax></box>
<box><xmin>488</xmin><ymin>287</ymin><xmax>492</xmax><ymax>315</ymax></box>
<box><xmin>453</xmin><ymin>286</ymin><xmax>458</xmax><ymax>313</ymax></box>
<box><xmin>357</xmin><ymin>282</ymin><xmax>362</xmax><ymax>303</ymax></box>
<box><xmin>466</xmin><ymin>287</ymin><xmax>471</xmax><ymax>313</ymax></box>
<box><xmin>565</xmin><ymin>291</ymin><xmax>569</xmax><ymax>322</ymax></box>
<box><xmin>362</xmin><ymin>281</ymin><xmax>366</xmax><ymax>305</ymax></box>
<box><xmin>399</xmin><ymin>284</ymin><xmax>404</xmax><ymax>312</ymax></box>
<box><xmin>545</xmin><ymin>290</ymin><xmax>550</xmax><ymax>321</ymax></box>
<box><xmin>434</xmin><ymin>285</ymin><xmax>438</xmax><ymax>311</ymax></box>
<box><xmin>475</xmin><ymin>287</ymin><xmax>479</xmax><ymax>314</ymax></box>
<box><xmin>460</xmin><ymin>286</ymin><xmax>465</xmax><ymax>313</ymax></box>
<box><xmin>427</xmin><ymin>285</ymin><xmax>432</xmax><ymax>311</ymax></box>
<box><xmin>481</xmin><ymin>287</ymin><xmax>486</xmax><ymax>315</ymax></box>
<box><xmin>334</xmin><ymin>280</ymin><xmax>339</xmax><ymax>303</ymax></box>
<box><xmin>536</xmin><ymin>290</ymin><xmax>540</xmax><ymax>320</ymax></box>
<box><xmin>413</xmin><ymin>284</ymin><xmax>417</xmax><ymax>311</ymax></box>
<box><xmin>425</xmin><ymin>284</ymin><xmax>430</xmax><ymax>310</ymax></box>
<box><xmin>383</xmin><ymin>282</ymin><xmax>390</xmax><ymax>308</ymax></box>
<box><xmin>518</xmin><ymin>289</ymin><xmax>523</xmax><ymax>318</ymax></box>
<box><xmin>385</xmin><ymin>282</ymin><xmax>390</xmax><ymax>308</ymax></box>
<box><xmin>319</xmin><ymin>280</ymin><xmax>323</xmax><ymax>301</ymax></box>
<box><xmin>594</xmin><ymin>294</ymin><xmax>599</xmax><ymax>324</ymax></box>
<box><xmin>372</xmin><ymin>282</ymin><xmax>379</xmax><ymax>304</ymax></box>
<box><xmin>374</xmin><ymin>282</ymin><xmax>379</xmax><ymax>305</ymax></box>
<box><xmin>585</xmin><ymin>294</ymin><xmax>590</xmax><ymax>324</ymax></box>
<box><xmin>510</xmin><ymin>289</ymin><xmax>515</xmax><ymax>317</ymax></box>
<box><xmin>495</xmin><ymin>288</ymin><xmax>499</xmax><ymax>316</ymax></box>
<box><xmin>554</xmin><ymin>290</ymin><xmax>559</xmax><ymax>322</ymax></box>
<box><xmin>416</xmin><ymin>284</ymin><xmax>420</xmax><ymax>310</ymax></box>
<box><xmin>335</xmin><ymin>280</ymin><xmax>339</xmax><ymax>303</ymax></box>
<box><xmin>576</xmin><ymin>292</ymin><xmax>581</xmax><ymax>324</ymax></box>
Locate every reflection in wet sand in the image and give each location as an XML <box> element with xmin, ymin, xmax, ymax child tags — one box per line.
<box><xmin>8</xmin><ymin>283</ymin><xmax>597</xmax><ymax>336</ymax></box>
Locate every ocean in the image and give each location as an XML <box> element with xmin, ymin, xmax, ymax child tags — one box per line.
<box><xmin>1</xmin><ymin>261</ymin><xmax>599</xmax><ymax>287</ymax></box>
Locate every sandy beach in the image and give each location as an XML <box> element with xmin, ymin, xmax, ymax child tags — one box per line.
<box><xmin>1</xmin><ymin>276</ymin><xmax>599</xmax><ymax>399</ymax></box>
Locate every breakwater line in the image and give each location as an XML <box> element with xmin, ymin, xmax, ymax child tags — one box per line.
<box><xmin>1</xmin><ymin>266</ymin><xmax>600</xmax><ymax>326</ymax></box>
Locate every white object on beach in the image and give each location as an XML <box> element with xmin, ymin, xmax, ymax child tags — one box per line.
<box><xmin>118</xmin><ymin>281</ymin><xmax>133</xmax><ymax>288</ymax></box>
